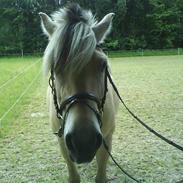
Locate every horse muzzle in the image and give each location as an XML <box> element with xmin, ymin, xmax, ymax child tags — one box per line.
<box><xmin>65</xmin><ymin>125</ymin><xmax>102</xmax><ymax>164</ymax></box>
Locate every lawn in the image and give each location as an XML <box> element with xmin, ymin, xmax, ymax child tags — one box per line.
<box><xmin>0</xmin><ymin>55</ymin><xmax>182</xmax><ymax>183</ymax></box>
<box><xmin>0</xmin><ymin>57</ymin><xmax>41</xmax><ymax>136</ymax></box>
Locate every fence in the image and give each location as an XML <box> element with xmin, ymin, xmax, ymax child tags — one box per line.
<box><xmin>0</xmin><ymin>59</ymin><xmax>41</xmax><ymax>127</ymax></box>
<box><xmin>0</xmin><ymin>48</ymin><xmax>182</xmax><ymax>58</ymax></box>
<box><xmin>0</xmin><ymin>51</ymin><xmax>43</xmax><ymax>57</ymax></box>
<box><xmin>0</xmin><ymin>60</ymin><xmax>40</xmax><ymax>90</ymax></box>
<box><xmin>108</xmin><ymin>48</ymin><xmax>183</xmax><ymax>58</ymax></box>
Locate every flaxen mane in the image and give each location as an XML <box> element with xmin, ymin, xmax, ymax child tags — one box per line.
<box><xmin>43</xmin><ymin>4</ymin><xmax>97</xmax><ymax>74</ymax></box>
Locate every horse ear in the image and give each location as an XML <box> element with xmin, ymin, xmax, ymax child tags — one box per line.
<box><xmin>39</xmin><ymin>12</ymin><xmax>56</xmax><ymax>37</ymax></box>
<box><xmin>93</xmin><ymin>13</ymin><xmax>115</xmax><ymax>43</ymax></box>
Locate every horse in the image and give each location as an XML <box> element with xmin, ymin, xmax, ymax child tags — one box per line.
<box><xmin>39</xmin><ymin>3</ymin><xmax>119</xmax><ymax>183</ymax></box>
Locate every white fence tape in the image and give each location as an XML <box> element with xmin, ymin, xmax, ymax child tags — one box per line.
<box><xmin>0</xmin><ymin>68</ymin><xmax>41</xmax><ymax>127</ymax></box>
<box><xmin>0</xmin><ymin>59</ymin><xmax>41</xmax><ymax>90</ymax></box>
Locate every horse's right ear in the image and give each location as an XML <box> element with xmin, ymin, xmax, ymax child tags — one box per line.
<box><xmin>93</xmin><ymin>13</ymin><xmax>115</xmax><ymax>43</ymax></box>
<box><xmin>39</xmin><ymin>12</ymin><xmax>56</xmax><ymax>37</ymax></box>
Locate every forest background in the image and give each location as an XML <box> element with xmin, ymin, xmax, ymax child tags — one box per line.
<box><xmin>0</xmin><ymin>0</ymin><xmax>183</xmax><ymax>55</ymax></box>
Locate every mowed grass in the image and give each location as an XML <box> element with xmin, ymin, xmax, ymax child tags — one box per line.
<box><xmin>0</xmin><ymin>55</ymin><xmax>182</xmax><ymax>183</ymax></box>
<box><xmin>0</xmin><ymin>57</ymin><xmax>42</xmax><ymax>136</ymax></box>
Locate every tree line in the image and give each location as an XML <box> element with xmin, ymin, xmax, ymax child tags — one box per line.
<box><xmin>0</xmin><ymin>0</ymin><xmax>182</xmax><ymax>54</ymax></box>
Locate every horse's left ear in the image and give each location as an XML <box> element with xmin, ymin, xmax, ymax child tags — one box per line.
<box><xmin>93</xmin><ymin>13</ymin><xmax>115</xmax><ymax>43</ymax></box>
<box><xmin>39</xmin><ymin>12</ymin><xmax>56</xmax><ymax>37</ymax></box>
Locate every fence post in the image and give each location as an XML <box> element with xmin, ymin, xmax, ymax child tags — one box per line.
<box><xmin>141</xmin><ymin>49</ymin><xmax>144</xmax><ymax>56</ymax></box>
<box><xmin>178</xmin><ymin>48</ymin><xmax>180</xmax><ymax>55</ymax></box>
<box><xmin>21</xmin><ymin>49</ymin><xmax>24</xmax><ymax>58</ymax></box>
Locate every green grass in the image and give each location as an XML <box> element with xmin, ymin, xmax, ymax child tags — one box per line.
<box><xmin>0</xmin><ymin>55</ymin><xmax>182</xmax><ymax>183</ymax></box>
<box><xmin>0</xmin><ymin>57</ymin><xmax>39</xmax><ymax>85</ymax></box>
<box><xmin>0</xmin><ymin>56</ymin><xmax>41</xmax><ymax>136</ymax></box>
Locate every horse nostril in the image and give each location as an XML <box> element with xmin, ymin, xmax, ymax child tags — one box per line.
<box><xmin>96</xmin><ymin>133</ymin><xmax>102</xmax><ymax>149</ymax></box>
<box><xmin>65</xmin><ymin>133</ymin><xmax>74</xmax><ymax>151</ymax></box>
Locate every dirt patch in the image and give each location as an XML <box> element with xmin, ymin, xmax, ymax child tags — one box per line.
<box><xmin>0</xmin><ymin>56</ymin><xmax>183</xmax><ymax>183</ymax></box>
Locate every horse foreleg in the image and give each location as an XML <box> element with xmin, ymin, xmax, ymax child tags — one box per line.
<box><xmin>95</xmin><ymin>133</ymin><xmax>112</xmax><ymax>183</ymax></box>
<box><xmin>58</xmin><ymin>138</ymin><xmax>80</xmax><ymax>183</ymax></box>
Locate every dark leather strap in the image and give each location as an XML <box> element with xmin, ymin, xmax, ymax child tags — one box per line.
<box><xmin>59</xmin><ymin>93</ymin><xmax>102</xmax><ymax>115</ymax></box>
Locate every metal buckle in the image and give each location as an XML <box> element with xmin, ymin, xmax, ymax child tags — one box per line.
<box><xmin>54</xmin><ymin>126</ymin><xmax>64</xmax><ymax>137</ymax></box>
<box><xmin>57</xmin><ymin>113</ymin><xmax>64</xmax><ymax>120</ymax></box>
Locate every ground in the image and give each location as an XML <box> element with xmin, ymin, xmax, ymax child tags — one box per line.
<box><xmin>0</xmin><ymin>56</ymin><xmax>182</xmax><ymax>183</ymax></box>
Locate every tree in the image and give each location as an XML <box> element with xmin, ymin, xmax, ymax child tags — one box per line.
<box><xmin>145</xmin><ymin>0</ymin><xmax>182</xmax><ymax>48</ymax></box>
<box><xmin>0</xmin><ymin>0</ymin><xmax>183</xmax><ymax>54</ymax></box>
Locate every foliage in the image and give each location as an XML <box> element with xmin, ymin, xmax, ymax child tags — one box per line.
<box><xmin>0</xmin><ymin>0</ymin><xmax>182</xmax><ymax>54</ymax></box>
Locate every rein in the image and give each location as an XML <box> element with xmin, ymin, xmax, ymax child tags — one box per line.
<box><xmin>106</xmin><ymin>69</ymin><xmax>183</xmax><ymax>152</ymax></box>
<box><xmin>49</xmin><ymin>57</ymin><xmax>183</xmax><ymax>183</ymax></box>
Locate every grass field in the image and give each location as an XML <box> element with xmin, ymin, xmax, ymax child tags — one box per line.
<box><xmin>0</xmin><ymin>57</ymin><xmax>41</xmax><ymax>136</ymax></box>
<box><xmin>0</xmin><ymin>55</ymin><xmax>182</xmax><ymax>183</ymax></box>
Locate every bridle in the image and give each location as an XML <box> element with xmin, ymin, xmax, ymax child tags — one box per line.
<box><xmin>49</xmin><ymin>47</ymin><xmax>183</xmax><ymax>150</ymax></box>
<box><xmin>49</xmin><ymin>60</ymin><xmax>109</xmax><ymax>137</ymax></box>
